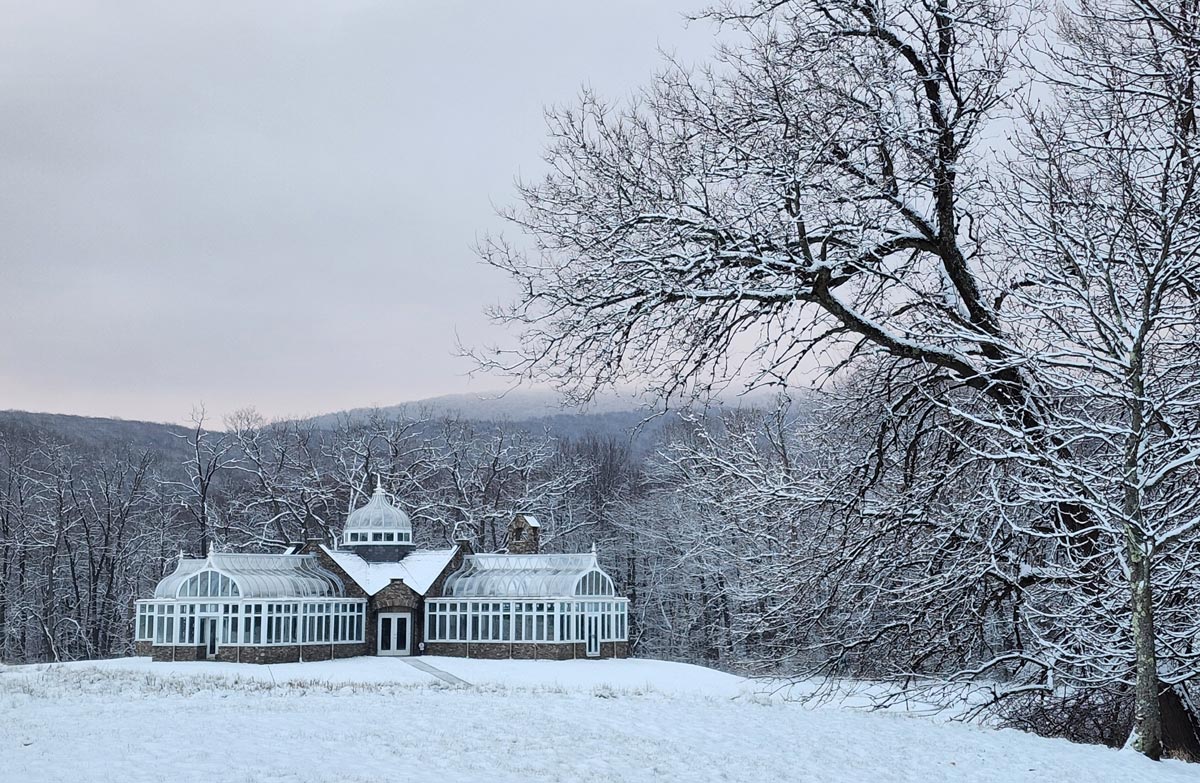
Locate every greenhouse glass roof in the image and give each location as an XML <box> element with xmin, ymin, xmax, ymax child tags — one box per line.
<box><xmin>441</xmin><ymin>552</ymin><xmax>618</xmax><ymax>598</ymax></box>
<box><xmin>152</xmin><ymin>552</ymin><xmax>346</xmax><ymax>599</ymax></box>
<box><xmin>343</xmin><ymin>485</ymin><xmax>412</xmax><ymax>534</ymax></box>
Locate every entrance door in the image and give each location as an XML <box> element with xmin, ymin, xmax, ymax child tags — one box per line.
<box><xmin>377</xmin><ymin>612</ymin><xmax>411</xmax><ymax>656</ymax></box>
<box><xmin>585</xmin><ymin>613</ymin><xmax>601</xmax><ymax>657</ymax></box>
<box><xmin>201</xmin><ymin>617</ymin><xmax>218</xmax><ymax>660</ymax></box>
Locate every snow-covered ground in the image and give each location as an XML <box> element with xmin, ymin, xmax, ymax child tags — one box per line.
<box><xmin>1</xmin><ymin>656</ymin><xmax>1191</xmax><ymax>782</ymax></box>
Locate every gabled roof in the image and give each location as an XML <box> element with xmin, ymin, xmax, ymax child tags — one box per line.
<box><xmin>441</xmin><ymin>552</ymin><xmax>617</xmax><ymax>598</ymax></box>
<box><xmin>320</xmin><ymin>545</ymin><xmax>457</xmax><ymax>597</ymax></box>
<box><xmin>153</xmin><ymin>552</ymin><xmax>345</xmax><ymax>599</ymax></box>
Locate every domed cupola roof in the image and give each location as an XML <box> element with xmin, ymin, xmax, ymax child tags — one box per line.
<box><xmin>344</xmin><ymin>483</ymin><xmax>412</xmax><ymax>540</ymax></box>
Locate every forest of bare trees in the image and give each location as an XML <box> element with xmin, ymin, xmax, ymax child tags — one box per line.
<box><xmin>5</xmin><ymin>389</ymin><xmax>1195</xmax><ymax>758</ymax></box>
<box><xmin>473</xmin><ymin>0</ymin><xmax>1200</xmax><ymax>762</ymax></box>
<box><xmin>0</xmin><ymin>407</ymin><xmax>754</xmax><ymax>668</ymax></box>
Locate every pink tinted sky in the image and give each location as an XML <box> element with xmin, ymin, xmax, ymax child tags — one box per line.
<box><xmin>0</xmin><ymin>1</ymin><xmax>712</xmax><ymax>424</ymax></box>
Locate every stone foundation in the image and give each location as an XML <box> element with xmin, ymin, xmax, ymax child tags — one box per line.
<box><xmin>424</xmin><ymin>641</ymin><xmax>628</xmax><ymax>660</ymax></box>
<box><xmin>150</xmin><ymin>645</ymin><xmax>204</xmax><ymax>662</ymax></box>
<box><xmin>144</xmin><ymin>639</ymin><xmax>621</xmax><ymax>663</ymax></box>
<box><xmin>426</xmin><ymin>642</ymin><xmax>468</xmax><ymax>657</ymax></box>
<box><xmin>233</xmin><ymin>645</ymin><xmax>301</xmax><ymax>664</ymax></box>
<box><xmin>135</xmin><ymin>641</ymin><xmax>152</xmax><ymax>657</ymax></box>
<box><xmin>300</xmin><ymin>644</ymin><xmax>333</xmax><ymax>661</ymax></box>
<box><xmin>149</xmin><ymin>643</ymin><xmax>368</xmax><ymax>664</ymax></box>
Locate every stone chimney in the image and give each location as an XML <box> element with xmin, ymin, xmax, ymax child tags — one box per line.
<box><xmin>507</xmin><ymin>513</ymin><xmax>541</xmax><ymax>555</ymax></box>
<box><xmin>452</xmin><ymin>522</ymin><xmax>475</xmax><ymax>556</ymax></box>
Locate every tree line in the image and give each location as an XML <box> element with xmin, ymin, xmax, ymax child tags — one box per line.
<box><xmin>3</xmin><ymin>390</ymin><xmax>1196</xmax><ymax>754</ymax></box>
<box><xmin>474</xmin><ymin>0</ymin><xmax>1200</xmax><ymax>761</ymax></box>
<box><xmin>0</xmin><ymin>407</ymin><xmax>743</xmax><ymax>669</ymax></box>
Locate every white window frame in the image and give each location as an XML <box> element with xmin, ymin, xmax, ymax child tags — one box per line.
<box><xmin>424</xmin><ymin>597</ymin><xmax>629</xmax><ymax>645</ymax></box>
<box><xmin>138</xmin><ymin>598</ymin><xmax>365</xmax><ymax>647</ymax></box>
<box><xmin>344</xmin><ymin>530</ymin><xmax>412</xmax><ymax>546</ymax></box>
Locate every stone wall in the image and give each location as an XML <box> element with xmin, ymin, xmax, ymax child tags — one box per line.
<box><xmin>145</xmin><ymin>638</ymin><xmax>622</xmax><ymax>663</ymax></box>
<box><xmin>214</xmin><ymin>646</ymin><xmax>240</xmax><ymax>663</ymax></box>
<box><xmin>149</xmin><ymin>643</ymin><xmax>367</xmax><ymax>664</ymax></box>
<box><xmin>135</xmin><ymin>641</ymin><xmax>152</xmax><ymax>657</ymax></box>
<box><xmin>299</xmin><ymin>645</ymin><xmax>332</xmax><ymax>661</ymax></box>
<box><xmin>510</xmin><ymin>643</ymin><xmax>575</xmax><ymax>660</ymax></box>
<box><xmin>150</xmin><ymin>645</ymin><xmax>204</xmax><ymax>662</ymax></box>
<box><xmin>332</xmin><ymin>643</ymin><xmax>366</xmax><ymax>659</ymax></box>
<box><xmin>231</xmin><ymin>645</ymin><xmax>301</xmax><ymax>664</ymax></box>
<box><xmin>425</xmin><ymin>641</ymin><xmax>468</xmax><ymax>657</ymax></box>
<box><xmin>300</xmin><ymin>643</ymin><xmax>368</xmax><ymax>661</ymax></box>
<box><xmin>423</xmin><ymin>640</ymin><xmax>627</xmax><ymax>660</ymax></box>
<box><xmin>370</xmin><ymin>579</ymin><xmax>422</xmax><ymax>653</ymax></box>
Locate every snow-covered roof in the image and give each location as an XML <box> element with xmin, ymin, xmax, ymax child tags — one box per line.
<box><xmin>321</xmin><ymin>545</ymin><xmax>457</xmax><ymax>596</ymax></box>
<box><xmin>441</xmin><ymin>553</ymin><xmax>618</xmax><ymax>598</ymax></box>
<box><xmin>153</xmin><ymin>552</ymin><xmax>346</xmax><ymax>599</ymax></box>
<box><xmin>344</xmin><ymin>485</ymin><xmax>412</xmax><ymax>534</ymax></box>
<box><xmin>518</xmin><ymin>514</ymin><xmax>540</xmax><ymax>528</ymax></box>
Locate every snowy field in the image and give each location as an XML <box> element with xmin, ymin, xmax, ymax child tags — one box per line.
<box><xmin>0</xmin><ymin>656</ymin><xmax>1192</xmax><ymax>783</ymax></box>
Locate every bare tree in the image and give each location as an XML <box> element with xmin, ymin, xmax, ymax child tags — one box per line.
<box><xmin>989</xmin><ymin>0</ymin><xmax>1200</xmax><ymax>756</ymax></box>
<box><xmin>170</xmin><ymin>406</ymin><xmax>237</xmax><ymax>554</ymax></box>
<box><xmin>477</xmin><ymin>0</ymin><xmax>1200</xmax><ymax>758</ymax></box>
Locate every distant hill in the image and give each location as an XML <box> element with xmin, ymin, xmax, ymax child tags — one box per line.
<box><xmin>0</xmin><ymin>387</ymin><xmax>795</xmax><ymax>462</ymax></box>
<box><xmin>303</xmin><ymin>389</ymin><xmax>664</xmax><ymax>453</ymax></box>
<box><xmin>306</xmin><ymin>387</ymin><xmax>795</xmax><ymax>453</ymax></box>
<box><xmin>307</xmin><ymin>389</ymin><xmax>650</xmax><ymax>427</ymax></box>
<box><xmin>0</xmin><ymin>409</ymin><xmax>194</xmax><ymax>459</ymax></box>
<box><xmin>309</xmin><ymin>387</ymin><xmax>790</xmax><ymax>427</ymax></box>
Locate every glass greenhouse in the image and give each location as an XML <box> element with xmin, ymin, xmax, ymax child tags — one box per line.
<box><xmin>425</xmin><ymin>552</ymin><xmax>628</xmax><ymax>656</ymax></box>
<box><xmin>135</xmin><ymin>552</ymin><xmax>366</xmax><ymax>658</ymax></box>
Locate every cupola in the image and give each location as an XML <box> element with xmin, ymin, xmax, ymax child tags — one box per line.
<box><xmin>341</xmin><ymin>481</ymin><xmax>414</xmax><ymax>561</ymax></box>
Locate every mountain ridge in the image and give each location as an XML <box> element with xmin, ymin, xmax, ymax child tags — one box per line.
<box><xmin>0</xmin><ymin>387</ymin><xmax>794</xmax><ymax>459</ymax></box>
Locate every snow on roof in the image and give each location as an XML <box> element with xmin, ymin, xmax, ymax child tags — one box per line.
<box><xmin>344</xmin><ymin>484</ymin><xmax>412</xmax><ymax>534</ymax></box>
<box><xmin>518</xmin><ymin>514</ymin><xmax>540</xmax><ymax>528</ymax></box>
<box><xmin>442</xmin><ymin>552</ymin><xmax>617</xmax><ymax>598</ymax></box>
<box><xmin>153</xmin><ymin>552</ymin><xmax>346</xmax><ymax>599</ymax></box>
<box><xmin>321</xmin><ymin>545</ymin><xmax>457</xmax><ymax>597</ymax></box>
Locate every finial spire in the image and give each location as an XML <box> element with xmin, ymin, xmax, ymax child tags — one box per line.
<box><xmin>374</xmin><ymin>472</ymin><xmax>385</xmax><ymax>495</ymax></box>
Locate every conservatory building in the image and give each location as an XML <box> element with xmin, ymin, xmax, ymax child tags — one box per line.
<box><xmin>134</xmin><ymin>552</ymin><xmax>367</xmax><ymax>663</ymax></box>
<box><xmin>135</xmin><ymin>486</ymin><xmax>629</xmax><ymax>663</ymax></box>
<box><xmin>424</xmin><ymin>550</ymin><xmax>629</xmax><ymax>659</ymax></box>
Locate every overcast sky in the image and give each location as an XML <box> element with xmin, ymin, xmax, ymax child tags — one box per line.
<box><xmin>0</xmin><ymin>1</ymin><xmax>710</xmax><ymax>424</ymax></box>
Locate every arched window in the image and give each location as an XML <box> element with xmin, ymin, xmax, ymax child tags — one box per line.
<box><xmin>574</xmin><ymin>570</ymin><xmax>615</xmax><ymax>596</ymax></box>
<box><xmin>177</xmin><ymin>570</ymin><xmax>240</xmax><ymax>598</ymax></box>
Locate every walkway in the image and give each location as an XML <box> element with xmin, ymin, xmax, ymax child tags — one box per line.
<box><xmin>401</xmin><ymin>657</ymin><xmax>471</xmax><ymax>686</ymax></box>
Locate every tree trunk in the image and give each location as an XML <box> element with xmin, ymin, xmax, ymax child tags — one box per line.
<box><xmin>1126</xmin><ymin>526</ymin><xmax>1163</xmax><ymax>760</ymax></box>
<box><xmin>1123</xmin><ymin>360</ymin><xmax>1164</xmax><ymax>761</ymax></box>
<box><xmin>1159</xmin><ymin>685</ymin><xmax>1200</xmax><ymax>762</ymax></box>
